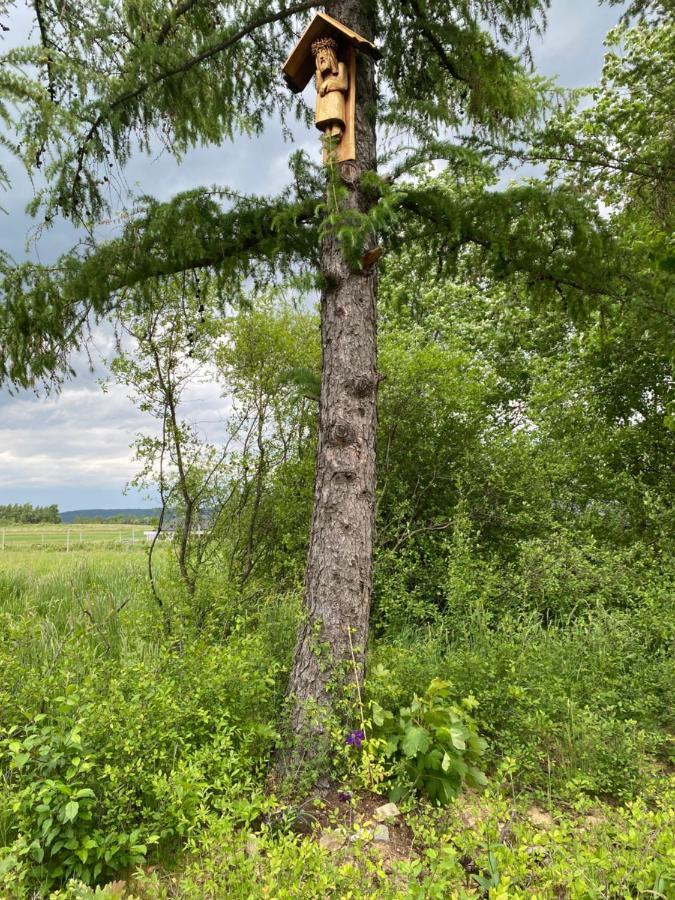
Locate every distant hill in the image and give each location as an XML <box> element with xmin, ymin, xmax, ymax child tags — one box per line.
<box><xmin>60</xmin><ymin>508</ymin><xmax>162</xmax><ymax>524</ymax></box>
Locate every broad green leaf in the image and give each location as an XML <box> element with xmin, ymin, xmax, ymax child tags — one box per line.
<box><xmin>63</xmin><ymin>800</ymin><xmax>79</xmax><ymax>823</ymax></box>
<box><xmin>427</xmin><ymin>678</ymin><xmax>452</xmax><ymax>697</ymax></box>
<box><xmin>424</xmin><ymin>748</ymin><xmax>443</xmax><ymax>770</ymax></box>
<box><xmin>466</xmin><ymin>766</ymin><xmax>488</xmax><ymax>788</ymax></box>
<box><xmin>45</xmin><ymin>828</ymin><xmax>60</xmax><ymax>847</ymax></box>
<box><xmin>0</xmin><ymin>854</ymin><xmax>18</xmax><ymax>877</ymax></box>
<box><xmin>402</xmin><ymin>726</ymin><xmax>431</xmax><ymax>758</ymax></box>
<box><xmin>371</xmin><ymin>701</ymin><xmax>385</xmax><ymax>727</ymax></box>
<box><xmin>75</xmin><ymin>788</ymin><xmax>95</xmax><ymax>799</ymax></box>
<box><xmin>452</xmin><ymin>758</ymin><xmax>468</xmax><ymax>779</ymax></box>
<box><xmin>425</xmin><ymin>709</ymin><xmax>451</xmax><ymax>728</ymax></box>
<box><xmin>437</xmin><ymin>777</ymin><xmax>458</xmax><ymax>805</ymax></box>
<box><xmin>384</xmin><ymin>736</ymin><xmax>400</xmax><ymax>757</ymax></box>
<box><xmin>468</xmin><ymin>735</ymin><xmax>488</xmax><ymax>754</ymax></box>
<box><xmin>450</xmin><ymin>726</ymin><xmax>466</xmax><ymax>750</ymax></box>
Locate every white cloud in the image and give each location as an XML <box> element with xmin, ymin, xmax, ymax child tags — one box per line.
<box><xmin>0</xmin><ymin>383</ymin><xmax>147</xmax><ymax>486</ymax></box>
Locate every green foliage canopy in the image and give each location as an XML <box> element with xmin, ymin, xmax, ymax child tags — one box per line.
<box><xmin>3</xmin><ymin>0</ymin><xmax>633</xmax><ymax>391</ymax></box>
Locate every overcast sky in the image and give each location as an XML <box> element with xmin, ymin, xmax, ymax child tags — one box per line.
<box><xmin>0</xmin><ymin>0</ymin><xmax>624</xmax><ymax>511</ymax></box>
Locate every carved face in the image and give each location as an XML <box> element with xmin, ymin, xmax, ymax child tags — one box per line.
<box><xmin>316</xmin><ymin>47</ymin><xmax>337</xmax><ymax>75</ymax></box>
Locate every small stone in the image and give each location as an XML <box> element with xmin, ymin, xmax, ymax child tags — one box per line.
<box><xmin>245</xmin><ymin>835</ymin><xmax>260</xmax><ymax>857</ymax></box>
<box><xmin>374</xmin><ymin>802</ymin><xmax>401</xmax><ymax>822</ymax></box>
<box><xmin>319</xmin><ymin>830</ymin><xmax>346</xmax><ymax>852</ymax></box>
<box><xmin>584</xmin><ymin>813</ymin><xmax>607</xmax><ymax>827</ymax></box>
<box><xmin>373</xmin><ymin>824</ymin><xmax>390</xmax><ymax>843</ymax></box>
<box><xmin>527</xmin><ymin>806</ymin><xmax>555</xmax><ymax>829</ymax></box>
<box><xmin>461</xmin><ymin>811</ymin><xmax>479</xmax><ymax>828</ymax></box>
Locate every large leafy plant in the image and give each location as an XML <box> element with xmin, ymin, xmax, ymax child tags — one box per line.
<box><xmin>0</xmin><ymin>715</ymin><xmax>156</xmax><ymax>890</ymax></box>
<box><xmin>371</xmin><ymin>676</ymin><xmax>487</xmax><ymax>805</ymax></box>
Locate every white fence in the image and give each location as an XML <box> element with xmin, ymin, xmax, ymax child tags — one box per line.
<box><xmin>0</xmin><ymin>528</ymin><xmax>207</xmax><ymax>550</ymax></box>
<box><xmin>0</xmin><ymin>528</ymin><xmax>144</xmax><ymax>550</ymax></box>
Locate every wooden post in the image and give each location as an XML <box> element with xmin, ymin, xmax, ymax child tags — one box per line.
<box><xmin>66</xmin><ymin>530</ymin><xmax>70</xmax><ymax>552</ymax></box>
<box><xmin>340</xmin><ymin>44</ymin><xmax>356</xmax><ymax>162</ymax></box>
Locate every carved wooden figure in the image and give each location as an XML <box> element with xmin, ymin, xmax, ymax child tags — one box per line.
<box><xmin>313</xmin><ymin>37</ymin><xmax>348</xmax><ymax>152</ymax></box>
<box><xmin>282</xmin><ymin>13</ymin><xmax>378</xmax><ymax>165</ymax></box>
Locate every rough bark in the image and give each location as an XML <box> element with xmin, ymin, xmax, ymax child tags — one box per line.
<box><xmin>285</xmin><ymin>0</ymin><xmax>379</xmax><ymax>760</ymax></box>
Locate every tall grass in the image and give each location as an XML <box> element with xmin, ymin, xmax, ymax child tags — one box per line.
<box><xmin>0</xmin><ymin>547</ymin><xmax>161</xmax><ymax>675</ymax></box>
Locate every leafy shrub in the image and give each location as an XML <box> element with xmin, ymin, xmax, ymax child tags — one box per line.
<box><xmin>368</xmin><ymin>595</ymin><xmax>673</xmax><ymax>801</ymax></box>
<box><xmin>0</xmin><ymin>716</ymin><xmax>154</xmax><ymax>890</ymax></box>
<box><xmin>369</xmin><ymin>676</ymin><xmax>487</xmax><ymax>804</ymax></box>
<box><xmin>0</xmin><ymin>620</ymin><xmax>287</xmax><ymax>894</ymax></box>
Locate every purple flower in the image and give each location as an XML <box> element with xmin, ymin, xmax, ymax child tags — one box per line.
<box><xmin>337</xmin><ymin>791</ymin><xmax>352</xmax><ymax>802</ymax></box>
<box><xmin>345</xmin><ymin>729</ymin><xmax>365</xmax><ymax>750</ymax></box>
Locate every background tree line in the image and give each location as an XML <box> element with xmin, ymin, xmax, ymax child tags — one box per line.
<box><xmin>0</xmin><ymin>503</ymin><xmax>60</xmax><ymax>525</ymax></box>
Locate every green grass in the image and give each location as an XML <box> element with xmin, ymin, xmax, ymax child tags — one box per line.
<box><xmin>0</xmin><ymin>541</ymin><xmax>288</xmax><ymax>897</ymax></box>
<box><xmin>0</xmin><ymin>541</ymin><xmax>673</xmax><ymax>898</ymax></box>
<box><xmin>0</xmin><ymin>523</ymin><xmax>151</xmax><ymax>551</ymax></box>
<box><xmin>0</xmin><ymin>544</ymin><xmax>157</xmax><ymax>680</ymax></box>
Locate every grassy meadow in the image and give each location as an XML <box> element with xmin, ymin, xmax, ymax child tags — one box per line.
<box><xmin>0</xmin><ymin>525</ymin><xmax>150</xmax><ymax>551</ymax></box>
<box><xmin>0</xmin><ymin>534</ymin><xmax>673</xmax><ymax>898</ymax></box>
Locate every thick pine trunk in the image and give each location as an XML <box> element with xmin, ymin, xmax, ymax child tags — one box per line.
<box><xmin>285</xmin><ymin>0</ymin><xmax>379</xmax><ymax>756</ymax></box>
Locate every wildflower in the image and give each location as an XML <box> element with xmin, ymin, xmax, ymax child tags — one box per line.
<box><xmin>345</xmin><ymin>729</ymin><xmax>365</xmax><ymax>749</ymax></box>
<box><xmin>337</xmin><ymin>791</ymin><xmax>352</xmax><ymax>802</ymax></box>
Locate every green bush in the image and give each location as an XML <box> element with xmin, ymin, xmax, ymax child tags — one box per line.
<box><xmin>0</xmin><ymin>560</ymin><xmax>293</xmax><ymax>896</ymax></box>
<box><xmin>368</xmin><ymin>596</ymin><xmax>673</xmax><ymax>801</ymax></box>
<box><xmin>369</xmin><ymin>676</ymin><xmax>487</xmax><ymax>804</ymax></box>
<box><xmin>1</xmin><ymin>715</ymin><xmax>155</xmax><ymax>888</ymax></box>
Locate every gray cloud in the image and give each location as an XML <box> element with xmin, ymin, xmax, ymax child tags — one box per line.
<box><xmin>0</xmin><ymin>1</ymin><xmax>624</xmax><ymax>510</ymax></box>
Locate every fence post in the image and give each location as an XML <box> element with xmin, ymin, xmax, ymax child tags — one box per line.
<box><xmin>66</xmin><ymin>530</ymin><xmax>70</xmax><ymax>553</ymax></box>
<box><xmin>1</xmin><ymin>529</ymin><xmax>4</xmax><ymax>551</ymax></box>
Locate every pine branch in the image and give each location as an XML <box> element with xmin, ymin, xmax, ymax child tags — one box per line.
<box><xmin>405</xmin><ymin>0</ymin><xmax>472</xmax><ymax>88</ymax></box>
<box><xmin>394</xmin><ymin>184</ymin><xmax>621</xmax><ymax>302</ymax></box>
<box><xmin>0</xmin><ymin>190</ymin><xmax>319</xmax><ymax>388</ymax></box>
<box><xmin>156</xmin><ymin>0</ymin><xmax>206</xmax><ymax>45</ymax></box>
<box><xmin>33</xmin><ymin>0</ymin><xmax>56</xmax><ymax>103</ymax></box>
<box><xmin>70</xmin><ymin>0</ymin><xmax>322</xmax><ymax>209</ymax></box>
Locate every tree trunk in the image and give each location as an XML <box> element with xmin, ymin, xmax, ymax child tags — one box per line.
<box><xmin>285</xmin><ymin>0</ymin><xmax>379</xmax><ymax>763</ymax></box>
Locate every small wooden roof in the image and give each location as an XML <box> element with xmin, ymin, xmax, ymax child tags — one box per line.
<box><xmin>282</xmin><ymin>12</ymin><xmax>379</xmax><ymax>93</ymax></box>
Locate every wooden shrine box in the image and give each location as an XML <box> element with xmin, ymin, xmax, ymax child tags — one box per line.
<box><xmin>282</xmin><ymin>13</ymin><xmax>379</xmax><ymax>163</ymax></box>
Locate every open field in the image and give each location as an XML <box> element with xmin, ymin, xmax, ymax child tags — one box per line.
<box><xmin>0</xmin><ymin>523</ymin><xmax>153</xmax><ymax>551</ymax></box>
<box><xmin>0</xmin><ymin>543</ymin><xmax>149</xmax><ymax>578</ymax></box>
